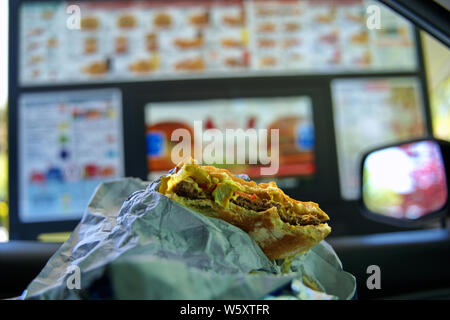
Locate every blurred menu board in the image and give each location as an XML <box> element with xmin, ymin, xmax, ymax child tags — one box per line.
<box><xmin>332</xmin><ymin>77</ymin><xmax>426</xmax><ymax>200</ymax></box>
<box><xmin>145</xmin><ymin>96</ymin><xmax>315</xmax><ymax>180</ymax></box>
<box><xmin>19</xmin><ymin>0</ymin><xmax>417</xmax><ymax>85</ymax></box>
<box><xmin>19</xmin><ymin>89</ymin><xmax>124</xmax><ymax>222</ymax></box>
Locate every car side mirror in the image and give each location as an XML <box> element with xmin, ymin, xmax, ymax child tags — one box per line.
<box><xmin>360</xmin><ymin>138</ymin><xmax>449</xmax><ymax>227</ymax></box>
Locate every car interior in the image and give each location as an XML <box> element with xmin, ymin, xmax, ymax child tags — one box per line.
<box><xmin>0</xmin><ymin>0</ymin><xmax>449</xmax><ymax>300</ymax></box>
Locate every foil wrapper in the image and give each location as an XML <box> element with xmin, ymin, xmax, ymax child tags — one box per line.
<box><xmin>23</xmin><ymin>175</ymin><xmax>356</xmax><ymax>300</ymax></box>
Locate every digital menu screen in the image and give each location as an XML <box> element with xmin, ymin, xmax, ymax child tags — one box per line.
<box><xmin>332</xmin><ymin>77</ymin><xmax>426</xmax><ymax>200</ymax></box>
<box><xmin>18</xmin><ymin>89</ymin><xmax>124</xmax><ymax>222</ymax></box>
<box><xmin>19</xmin><ymin>0</ymin><xmax>417</xmax><ymax>85</ymax></box>
<box><xmin>145</xmin><ymin>96</ymin><xmax>315</xmax><ymax>180</ymax></box>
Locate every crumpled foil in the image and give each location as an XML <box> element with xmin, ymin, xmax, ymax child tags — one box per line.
<box><xmin>22</xmin><ymin>175</ymin><xmax>356</xmax><ymax>300</ymax></box>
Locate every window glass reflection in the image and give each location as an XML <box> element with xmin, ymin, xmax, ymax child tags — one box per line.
<box><xmin>363</xmin><ymin>141</ymin><xmax>447</xmax><ymax>219</ymax></box>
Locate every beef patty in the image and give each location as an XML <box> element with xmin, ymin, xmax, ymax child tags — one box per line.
<box><xmin>173</xmin><ymin>181</ymin><xmax>209</xmax><ymax>199</ymax></box>
<box><xmin>172</xmin><ymin>181</ymin><xmax>320</xmax><ymax>226</ymax></box>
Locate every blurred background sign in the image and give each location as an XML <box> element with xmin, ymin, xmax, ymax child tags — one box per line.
<box><xmin>17</xmin><ymin>0</ymin><xmax>418</xmax><ymax>85</ymax></box>
<box><xmin>146</xmin><ymin>96</ymin><xmax>315</xmax><ymax>179</ymax></box>
<box><xmin>332</xmin><ymin>77</ymin><xmax>426</xmax><ymax>200</ymax></box>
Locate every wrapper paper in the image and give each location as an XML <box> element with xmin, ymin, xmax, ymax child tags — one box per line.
<box><xmin>23</xmin><ymin>174</ymin><xmax>356</xmax><ymax>300</ymax></box>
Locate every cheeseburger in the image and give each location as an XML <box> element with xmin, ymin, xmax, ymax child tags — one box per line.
<box><xmin>159</xmin><ymin>159</ymin><xmax>331</xmax><ymax>260</ymax></box>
